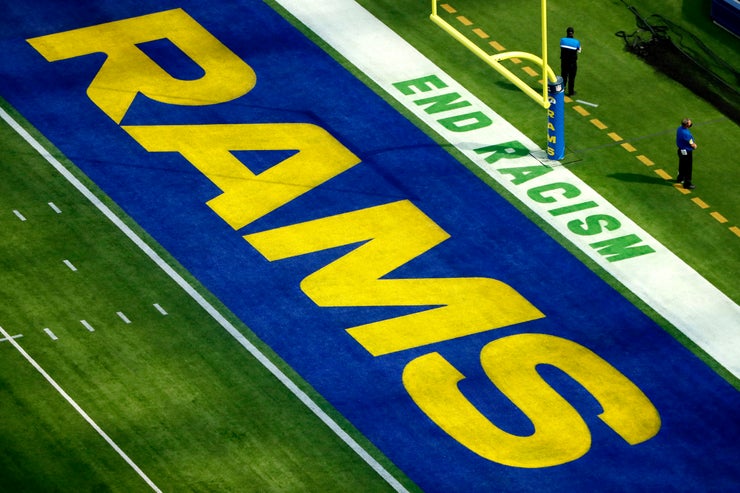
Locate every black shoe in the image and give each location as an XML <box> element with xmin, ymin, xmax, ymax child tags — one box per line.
<box><xmin>683</xmin><ymin>183</ymin><xmax>696</xmax><ymax>190</ymax></box>
<box><xmin>676</xmin><ymin>176</ymin><xmax>684</xmax><ymax>183</ymax></box>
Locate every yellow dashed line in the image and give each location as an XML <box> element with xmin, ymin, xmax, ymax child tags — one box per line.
<box><xmin>572</xmin><ymin>105</ymin><xmax>590</xmax><ymax>116</ymax></box>
<box><xmin>472</xmin><ymin>28</ymin><xmax>489</xmax><ymax>39</ymax></box>
<box><xmin>522</xmin><ymin>66</ymin><xmax>538</xmax><ymax>77</ymax></box>
<box><xmin>711</xmin><ymin>211</ymin><xmax>728</xmax><ymax>223</ymax></box>
<box><xmin>441</xmin><ymin>3</ymin><xmax>457</xmax><ymax>14</ymax></box>
<box><xmin>691</xmin><ymin>197</ymin><xmax>710</xmax><ymax>209</ymax></box>
<box><xmin>672</xmin><ymin>182</ymin><xmax>692</xmax><ymax>194</ymax></box>
<box><xmin>457</xmin><ymin>15</ymin><xmax>473</xmax><ymax>26</ymax></box>
<box><xmin>730</xmin><ymin>226</ymin><xmax>740</xmax><ymax>237</ymax></box>
<box><xmin>589</xmin><ymin>118</ymin><xmax>607</xmax><ymax>128</ymax></box>
<box><xmin>621</xmin><ymin>143</ymin><xmax>636</xmax><ymax>152</ymax></box>
<box><xmin>637</xmin><ymin>155</ymin><xmax>654</xmax><ymax>166</ymax></box>
<box><xmin>607</xmin><ymin>132</ymin><xmax>622</xmax><ymax>141</ymax></box>
<box><xmin>654</xmin><ymin>169</ymin><xmax>671</xmax><ymax>180</ymax></box>
<box><xmin>591</xmin><ymin>118</ymin><xmax>609</xmax><ymax>130</ymax></box>
<box><xmin>564</xmin><ymin>95</ymin><xmax>574</xmax><ymax>103</ymax></box>
<box><xmin>510</xmin><ymin>57</ymin><xmax>522</xmax><ymax>64</ymax></box>
<box><xmin>489</xmin><ymin>40</ymin><xmax>505</xmax><ymax>51</ymax></box>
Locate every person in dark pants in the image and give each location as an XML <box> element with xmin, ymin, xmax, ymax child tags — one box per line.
<box><xmin>676</xmin><ymin>118</ymin><xmax>697</xmax><ymax>189</ymax></box>
<box><xmin>560</xmin><ymin>27</ymin><xmax>581</xmax><ymax>96</ymax></box>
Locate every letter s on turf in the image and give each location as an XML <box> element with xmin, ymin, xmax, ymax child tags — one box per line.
<box><xmin>402</xmin><ymin>333</ymin><xmax>661</xmax><ymax>468</ymax></box>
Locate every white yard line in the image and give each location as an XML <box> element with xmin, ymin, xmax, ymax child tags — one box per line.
<box><xmin>0</xmin><ymin>333</ymin><xmax>23</xmax><ymax>342</ymax></box>
<box><xmin>274</xmin><ymin>0</ymin><xmax>740</xmax><ymax>379</ymax></box>
<box><xmin>0</xmin><ymin>325</ymin><xmax>162</xmax><ymax>492</ymax></box>
<box><xmin>0</xmin><ymin>106</ymin><xmax>409</xmax><ymax>493</ymax></box>
<box><xmin>153</xmin><ymin>303</ymin><xmax>168</xmax><ymax>316</ymax></box>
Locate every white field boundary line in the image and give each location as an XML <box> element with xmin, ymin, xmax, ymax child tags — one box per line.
<box><xmin>0</xmin><ymin>325</ymin><xmax>161</xmax><ymax>492</ymax></box>
<box><xmin>273</xmin><ymin>0</ymin><xmax>740</xmax><ymax>379</ymax></box>
<box><xmin>0</xmin><ymin>106</ymin><xmax>409</xmax><ymax>493</ymax></box>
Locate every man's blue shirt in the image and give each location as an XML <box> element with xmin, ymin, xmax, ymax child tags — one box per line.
<box><xmin>560</xmin><ymin>37</ymin><xmax>581</xmax><ymax>56</ymax></box>
<box><xmin>676</xmin><ymin>126</ymin><xmax>695</xmax><ymax>151</ymax></box>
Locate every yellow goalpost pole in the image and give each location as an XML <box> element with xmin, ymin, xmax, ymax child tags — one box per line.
<box><xmin>541</xmin><ymin>0</ymin><xmax>548</xmax><ymax>106</ymax></box>
<box><xmin>430</xmin><ymin>0</ymin><xmax>557</xmax><ymax>109</ymax></box>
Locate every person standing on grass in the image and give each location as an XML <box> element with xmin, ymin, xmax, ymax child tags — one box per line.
<box><xmin>676</xmin><ymin>117</ymin><xmax>697</xmax><ymax>189</ymax></box>
<box><xmin>560</xmin><ymin>27</ymin><xmax>581</xmax><ymax>96</ymax></box>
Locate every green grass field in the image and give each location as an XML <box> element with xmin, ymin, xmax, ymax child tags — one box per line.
<box><xmin>1</xmin><ymin>0</ymin><xmax>738</xmax><ymax>491</ymax></box>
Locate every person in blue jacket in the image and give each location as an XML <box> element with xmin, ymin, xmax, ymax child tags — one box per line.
<box><xmin>560</xmin><ymin>27</ymin><xmax>581</xmax><ymax>96</ymax></box>
<box><xmin>676</xmin><ymin>118</ymin><xmax>698</xmax><ymax>189</ymax></box>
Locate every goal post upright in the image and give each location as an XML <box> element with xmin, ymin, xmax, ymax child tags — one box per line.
<box><xmin>430</xmin><ymin>0</ymin><xmax>566</xmax><ymax>160</ymax></box>
<box><xmin>541</xmin><ymin>0</ymin><xmax>566</xmax><ymax>160</ymax></box>
<box><xmin>541</xmin><ymin>0</ymin><xmax>548</xmax><ymax>106</ymax></box>
<box><xmin>429</xmin><ymin>0</ymin><xmax>556</xmax><ymax>109</ymax></box>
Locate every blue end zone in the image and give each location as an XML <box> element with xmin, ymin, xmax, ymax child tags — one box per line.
<box><xmin>0</xmin><ymin>1</ymin><xmax>738</xmax><ymax>491</ymax></box>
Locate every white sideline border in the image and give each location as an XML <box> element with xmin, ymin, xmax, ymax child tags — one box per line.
<box><xmin>0</xmin><ymin>325</ymin><xmax>162</xmax><ymax>492</ymax></box>
<box><xmin>273</xmin><ymin>0</ymin><xmax>740</xmax><ymax>378</ymax></box>
<box><xmin>0</xmin><ymin>107</ymin><xmax>409</xmax><ymax>493</ymax></box>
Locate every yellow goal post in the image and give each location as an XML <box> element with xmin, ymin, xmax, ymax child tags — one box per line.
<box><xmin>430</xmin><ymin>0</ymin><xmax>557</xmax><ymax>109</ymax></box>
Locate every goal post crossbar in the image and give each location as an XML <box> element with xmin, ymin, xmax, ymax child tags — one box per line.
<box><xmin>430</xmin><ymin>0</ymin><xmax>557</xmax><ymax>109</ymax></box>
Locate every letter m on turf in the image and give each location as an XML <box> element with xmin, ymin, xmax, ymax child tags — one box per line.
<box><xmin>244</xmin><ymin>200</ymin><xmax>544</xmax><ymax>355</ymax></box>
<box><xmin>590</xmin><ymin>234</ymin><xmax>656</xmax><ymax>262</ymax></box>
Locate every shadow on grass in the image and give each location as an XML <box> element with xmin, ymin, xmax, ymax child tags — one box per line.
<box><xmin>494</xmin><ymin>80</ymin><xmax>521</xmax><ymax>92</ymax></box>
<box><xmin>607</xmin><ymin>172</ymin><xmax>674</xmax><ymax>186</ymax></box>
